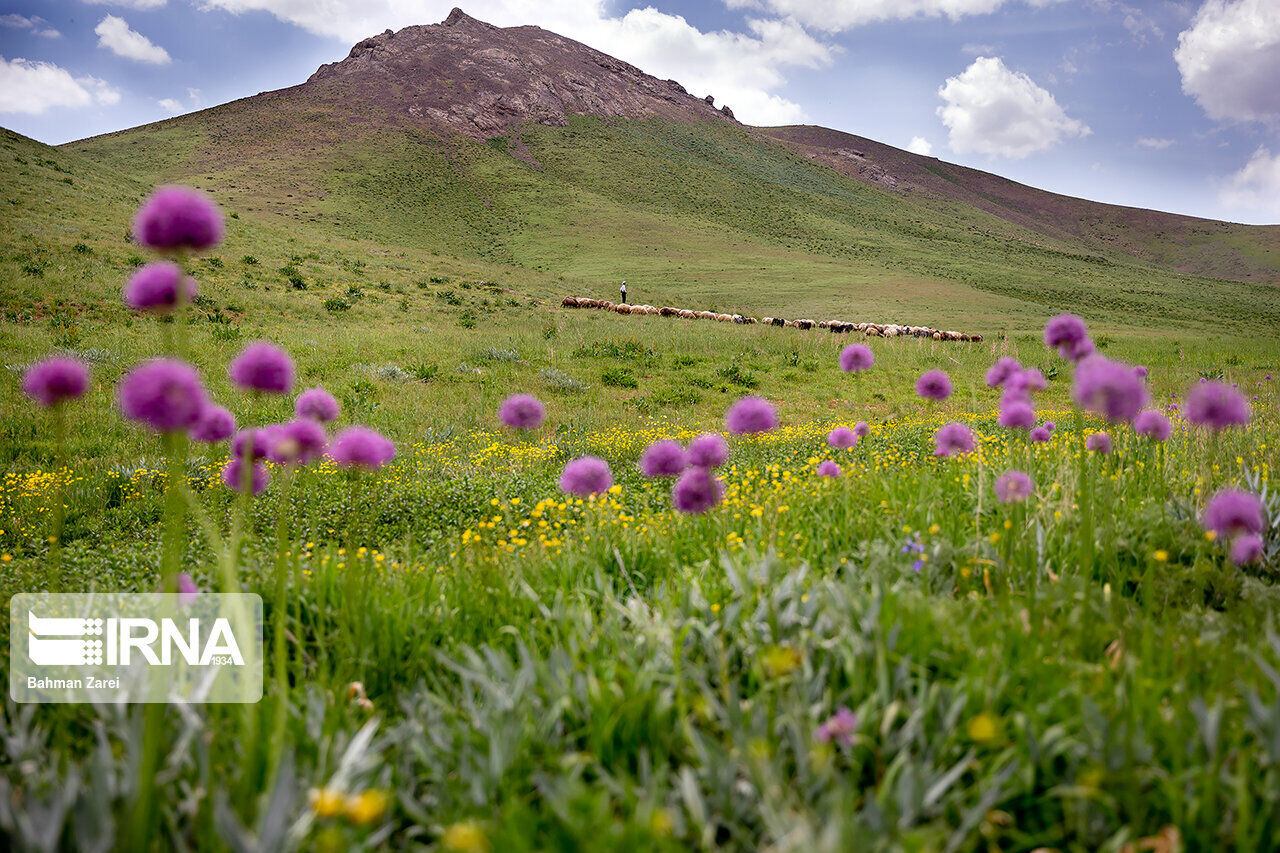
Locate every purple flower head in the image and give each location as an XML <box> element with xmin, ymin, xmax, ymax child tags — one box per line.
<box><xmin>816</xmin><ymin>707</ymin><xmax>857</xmax><ymax>746</ymax></box>
<box><xmin>295</xmin><ymin>387</ymin><xmax>340</xmax><ymax>423</ymax></box>
<box><xmin>1202</xmin><ymin>490</ymin><xmax>1265</xmax><ymax>537</ymax></box>
<box><xmin>671</xmin><ymin>467</ymin><xmax>725</xmax><ymax>514</ymax></box>
<box><xmin>839</xmin><ymin>344</ymin><xmax>874</xmax><ymax>373</ymax></box>
<box><xmin>499</xmin><ymin>393</ymin><xmax>546</xmax><ymax>430</ymax></box>
<box><xmin>916</xmin><ymin>369</ymin><xmax>953</xmax><ymax>402</ymax></box>
<box><xmin>190</xmin><ymin>404</ymin><xmax>236</xmax><ymax>443</ymax></box>
<box><xmin>1134</xmin><ymin>365</ymin><xmax>1148</xmax><ymax>379</ymax></box>
<box><xmin>998</xmin><ymin>399</ymin><xmax>1036</xmax><ymax>431</ymax></box>
<box><xmin>1072</xmin><ymin>356</ymin><xmax>1148</xmax><ymax>423</ymax></box>
<box><xmin>229</xmin><ymin>341</ymin><xmax>295</xmax><ymax>394</ymax></box>
<box><xmin>1085</xmin><ymin>431</ymin><xmax>1112</xmax><ymax>454</ymax></box>
<box><xmin>933</xmin><ymin>422</ymin><xmax>975</xmax><ymax>457</ymax></box>
<box><xmin>1044</xmin><ymin>421</ymin><xmax>1055</xmax><ymax>432</ymax></box>
<box><xmin>1008</xmin><ymin>368</ymin><xmax>1047</xmax><ymax>396</ymax></box>
<box><xmin>1044</xmin><ymin>314</ymin><xmax>1091</xmax><ymax>360</ymax></box>
<box><xmin>1185</xmin><ymin>381</ymin><xmax>1250</xmax><ymax>431</ymax></box>
<box><xmin>854</xmin><ymin>421</ymin><xmax>870</xmax><ymax>438</ymax></box>
<box><xmin>22</xmin><ymin>357</ymin><xmax>89</xmax><ymax>407</ymax></box>
<box><xmin>1133</xmin><ymin>410</ymin><xmax>1171</xmax><ymax>442</ymax></box>
<box><xmin>816</xmin><ymin>460</ymin><xmax>842</xmax><ymax>478</ymax></box>
<box><xmin>233</xmin><ymin>427</ymin><xmax>269</xmax><ymax>461</ymax></box>
<box><xmin>985</xmin><ymin>357</ymin><xmax>1022</xmax><ymax>388</ymax></box>
<box><xmin>995</xmin><ymin>469</ymin><xmax>1034</xmax><ymax>504</ymax></box>
<box><xmin>687</xmin><ymin>432</ymin><xmax>729</xmax><ymax>469</ymax></box>
<box><xmin>118</xmin><ymin>359</ymin><xmax>207</xmax><ymax>433</ymax></box>
<box><xmin>827</xmin><ymin>426</ymin><xmax>858</xmax><ymax>449</ymax></box>
<box><xmin>1230</xmin><ymin>534</ymin><xmax>1264</xmax><ymax>567</ymax></box>
<box><xmin>124</xmin><ymin>262</ymin><xmax>197</xmax><ymax>313</ymax></box>
<box><xmin>639</xmin><ymin>440</ymin><xmax>687</xmax><ymax>478</ymax></box>
<box><xmin>221</xmin><ymin>458</ymin><xmax>270</xmax><ymax>495</ymax></box>
<box><xmin>726</xmin><ymin>396</ymin><xmax>778</xmax><ymax>434</ymax></box>
<box><xmin>559</xmin><ymin>455</ymin><xmax>613</xmax><ymax>497</ymax></box>
<box><xmin>132</xmin><ymin>185</ymin><xmax>224</xmax><ymax>252</ymax></box>
<box><xmin>328</xmin><ymin>426</ymin><xmax>396</xmax><ymax>470</ymax></box>
<box><xmin>267</xmin><ymin>419</ymin><xmax>327</xmax><ymax>465</ymax></box>
<box><xmin>175</xmin><ymin>572</ymin><xmax>199</xmax><ymax>607</ymax></box>
<box><xmin>1029</xmin><ymin>425</ymin><xmax>1051</xmax><ymax>443</ymax></box>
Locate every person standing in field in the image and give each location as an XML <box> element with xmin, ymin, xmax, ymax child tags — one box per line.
<box><xmin>620</xmin><ymin>281</ymin><xmax>627</xmax><ymax>304</ymax></box>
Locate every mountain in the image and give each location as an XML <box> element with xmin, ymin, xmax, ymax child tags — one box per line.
<box><xmin>30</xmin><ymin>8</ymin><xmax>1280</xmax><ymax>334</ymax></box>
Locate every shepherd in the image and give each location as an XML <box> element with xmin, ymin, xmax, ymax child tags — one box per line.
<box><xmin>619</xmin><ymin>280</ymin><xmax>627</xmax><ymax>304</ymax></box>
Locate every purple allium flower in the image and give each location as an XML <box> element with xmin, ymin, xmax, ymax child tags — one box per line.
<box><xmin>295</xmin><ymin>387</ymin><xmax>340</xmax><ymax>422</ymax></box>
<box><xmin>916</xmin><ymin>369</ymin><xmax>953</xmax><ymax>401</ymax></box>
<box><xmin>267</xmin><ymin>419</ymin><xmax>327</xmax><ymax>465</ymax></box>
<box><xmin>985</xmin><ymin>357</ymin><xmax>1022</xmax><ymax>388</ymax></box>
<box><xmin>671</xmin><ymin>467</ymin><xmax>724</xmax><ymax>514</ymax></box>
<box><xmin>853</xmin><ymin>421</ymin><xmax>870</xmax><ymax>437</ymax></box>
<box><xmin>827</xmin><ymin>426</ymin><xmax>858</xmax><ymax>449</ymax></box>
<box><xmin>1202</xmin><ymin>490</ymin><xmax>1265</xmax><ymax>537</ymax></box>
<box><xmin>221</xmin><ymin>458</ymin><xmax>270</xmax><ymax>495</ymax></box>
<box><xmin>1185</xmin><ymin>381</ymin><xmax>1250</xmax><ymax>431</ymax></box>
<box><xmin>1072</xmin><ymin>356</ymin><xmax>1148</xmax><ymax>423</ymax></box>
<box><xmin>639</xmin><ymin>440</ymin><xmax>686</xmax><ymax>478</ymax></box>
<box><xmin>124</xmin><ymin>261</ymin><xmax>197</xmax><ymax>313</ymax></box>
<box><xmin>22</xmin><ymin>357</ymin><xmax>89</xmax><ymax>407</ymax></box>
<box><xmin>995</xmin><ymin>469</ymin><xmax>1034</xmax><ymax>503</ymax></box>
<box><xmin>499</xmin><ymin>393</ymin><xmax>545</xmax><ymax>430</ymax></box>
<box><xmin>232</xmin><ymin>427</ymin><xmax>269</xmax><ymax>461</ymax></box>
<box><xmin>328</xmin><ymin>426</ymin><xmax>396</xmax><ymax>470</ymax></box>
<box><xmin>816</xmin><ymin>460</ymin><xmax>842</xmax><ymax>477</ymax></box>
<box><xmin>1044</xmin><ymin>421</ymin><xmax>1055</xmax><ymax>432</ymax></box>
<box><xmin>118</xmin><ymin>359</ymin><xmax>207</xmax><ymax>433</ymax></box>
<box><xmin>839</xmin><ymin>344</ymin><xmax>874</xmax><ymax>373</ymax></box>
<box><xmin>1133</xmin><ymin>410</ymin><xmax>1171</xmax><ymax>442</ymax></box>
<box><xmin>1029</xmin><ymin>425</ymin><xmax>1051</xmax><ymax>443</ymax></box>
<box><xmin>1085</xmin><ymin>431</ymin><xmax>1112</xmax><ymax>454</ymax></box>
<box><xmin>189</xmin><ymin>404</ymin><xmax>235</xmax><ymax>443</ymax></box>
<box><xmin>176</xmin><ymin>572</ymin><xmax>199</xmax><ymax>607</ymax></box>
<box><xmin>1044</xmin><ymin>314</ymin><xmax>1092</xmax><ymax>361</ymax></box>
<box><xmin>1230</xmin><ymin>534</ymin><xmax>1264</xmax><ymax>567</ymax></box>
<box><xmin>229</xmin><ymin>341</ymin><xmax>294</xmax><ymax>394</ymax></box>
<box><xmin>132</xmin><ymin>185</ymin><xmax>224</xmax><ymax>252</ymax></box>
<box><xmin>726</xmin><ymin>396</ymin><xmax>778</xmax><ymax>434</ymax></box>
<box><xmin>1009</xmin><ymin>368</ymin><xmax>1047</xmax><ymax>396</ymax></box>
<box><xmin>933</xmin><ymin>422</ymin><xmax>975</xmax><ymax>457</ymax></box>
<box><xmin>815</xmin><ymin>707</ymin><xmax>857</xmax><ymax>746</ymax></box>
<box><xmin>687</xmin><ymin>432</ymin><xmax>729</xmax><ymax>469</ymax></box>
<box><xmin>559</xmin><ymin>455</ymin><xmax>613</xmax><ymax>497</ymax></box>
<box><xmin>998</xmin><ymin>399</ymin><xmax>1036</xmax><ymax>431</ymax></box>
<box><xmin>1134</xmin><ymin>365</ymin><xmax>1148</xmax><ymax>379</ymax></box>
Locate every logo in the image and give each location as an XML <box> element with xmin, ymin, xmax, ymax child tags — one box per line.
<box><xmin>27</xmin><ymin>612</ymin><xmax>105</xmax><ymax>666</ymax></box>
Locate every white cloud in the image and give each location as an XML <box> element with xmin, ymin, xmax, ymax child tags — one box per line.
<box><xmin>0</xmin><ymin>14</ymin><xmax>61</xmax><ymax>37</ymax></box>
<box><xmin>1220</xmin><ymin>147</ymin><xmax>1280</xmax><ymax>215</ymax></box>
<box><xmin>194</xmin><ymin>1</ymin><xmax>833</xmax><ymax>125</ymax></box>
<box><xmin>83</xmin><ymin>0</ymin><xmax>167</xmax><ymax>9</ymax></box>
<box><xmin>1136</xmin><ymin>136</ymin><xmax>1174</xmax><ymax>149</ymax></box>
<box><xmin>0</xmin><ymin>57</ymin><xmax>120</xmax><ymax>114</ymax></box>
<box><xmin>937</xmin><ymin>56</ymin><xmax>1090</xmax><ymax>158</ymax></box>
<box><xmin>157</xmin><ymin>97</ymin><xmax>184</xmax><ymax>113</ymax></box>
<box><xmin>1174</xmin><ymin>0</ymin><xmax>1280</xmax><ymax>123</ymax></box>
<box><xmin>722</xmin><ymin>0</ymin><xmax>1061</xmax><ymax>33</ymax></box>
<box><xmin>961</xmin><ymin>42</ymin><xmax>997</xmax><ymax>55</ymax></box>
<box><xmin>906</xmin><ymin>135</ymin><xmax>933</xmax><ymax>155</ymax></box>
<box><xmin>95</xmin><ymin>15</ymin><xmax>171</xmax><ymax>64</ymax></box>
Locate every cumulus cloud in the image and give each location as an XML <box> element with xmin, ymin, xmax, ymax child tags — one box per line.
<box><xmin>937</xmin><ymin>56</ymin><xmax>1090</xmax><ymax>158</ymax></box>
<box><xmin>195</xmin><ymin>1</ymin><xmax>833</xmax><ymax>125</ymax></box>
<box><xmin>1136</xmin><ymin>136</ymin><xmax>1174</xmax><ymax>149</ymax></box>
<box><xmin>722</xmin><ymin>0</ymin><xmax>1061</xmax><ymax>32</ymax></box>
<box><xmin>906</xmin><ymin>136</ymin><xmax>933</xmax><ymax>155</ymax></box>
<box><xmin>0</xmin><ymin>57</ymin><xmax>121</xmax><ymax>114</ymax></box>
<box><xmin>1220</xmin><ymin>147</ymin><xmax>1280</xmax><ymax>215</ymax></box>
<box><xmin>0</xmin><ymin>14</ymin><xmax>61</xmax><ymax>38</ymax></box>
<box><xmin>1174</xmin><ymin>0</ymin><xmax>1280</xmax><ymax>123</ymax></box>
<box><xmin>96</xmin><ymin>15</ymin><xmax>171</xmax><ymax>64</ymax></box>
<box><xmin>157</xmin><ymin>97</ymin><xmax>184</xmax><ymax>113</ymax></box>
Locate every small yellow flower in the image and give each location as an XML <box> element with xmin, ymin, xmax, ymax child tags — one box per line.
<box><xmin>345</xmin><ymin>789</ymin><xmax>389</xmax><ymax>824</ymax></box>
<box><xmin>442</xmin><ymin>820</ymin><xmax>490</xmax><ymax>853</ymax></box>
<box><xmin>967</xmin><ymin>712</ymin><xmax>1001</xmax><ymax>745</ymax></box>
<box><xmin>0</xmin><ymin>554</ymin><xmax>11</xmax><ymax>563</ymax></box>
<box><xmin>309</xmin><ymin>787</ymin><xmax>346</xmax><ymax>818</ymax></box>
<box><xmin>761</xmin><ymin>645</ymin><xmax>803</xmax><ymax>678</ymax></box>
<box><xmin>650</xmin><ymin>807</ymin><xmax>675</xmax><ymax>837</ymax></box>
<box><xmin>1153</xmin><ymin>550</ymin><xmax>1169</xmax><ymax>563</ymax></box>
<box><xmin>1205</xmin><ymin>530</ymin><xmax>1217</xmax><ymax>542</ymax></box>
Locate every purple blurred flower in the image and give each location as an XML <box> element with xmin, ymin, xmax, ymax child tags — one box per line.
<box><xmin>560</xmin><ymin>455</ymin><xmax>613</xmax><ymax>496</ymax></box>
<box><xmin>687</xmin><ymin>432</ymin><xmax>730</xmax><ymax>469</ymax></box>
<box><xmin>1230</xmin><ymin>534</ymin><xmax>1264</xmax><ymax>567</ymax></box>
<box><xmin>1044</xmin><ymin>314</ymin><xmax>1092</xmax><ymax>361</ymax></box>
<box><xmin>176</xmin><ymin>572</ymin><xmax>199</xmax><ymax>607</ymax></box>
<box><xmin>1085</xmin><ymin>432</ymin><xmax>1112</xmax><ymax>454</ymax></box>
<box><xmin>816</xmin><ymin>460</ymin><xmax>842</xmax><ymax>477</ymax></box>
<box><xmin>995</xmin><ymin>469</ymin><xmax>1034</xmax><ymax>503</ymax></box>
<box><xmin>1029</xmin><ymin>425</ymin><xmax>1051</xmax><ymax>443</ymax></box>
<box><xmin>998</xmin><ymin>399</ymin><xmax>1035</xmax><ymax>431</ymax></box>
<box><xmin>328</xmin><ymin>426</ymin><xmax>395</xmax><ymax>470</ymax></box>
<box><xmin>221</xmin><ymin>457</ymin><xmax>270</xmax><ymax>495</ymax></box>
<box><xmin>1202</xmin><ymin>490</ymin><xmax>1265</xmax><ymax>537</ymax></box>
<box><xmin>499</xmin><ymin>393</ymin><xmax>545</xmax><ymax>430</ymax></box>
<box><xmin>726</xmin><ymin>396</ymin><xmax>778</xmax><ymax>434</ymax></box>
<box><xmin>267</xmin><ymin>419</ymin><xmax>327</xmax><ymax>465</ymax></box>
<box><xmin>639</xmin><ymin>440</ymin><xmax>686</xmax><ymax>478</ymax></box>
<box><xmin>132</xmin><ymin>185</ymin><xmax>224</xmax><ymax>252</ymax></box>
<box><xmin>1185</xmin><ymin>381</ymin><xmax>1250</xmax><ymax>431</ymax></box>
<box><xmin>816</xmin><ymin>707</ymin><xmax>857</xmax><ymax>745</ymax></box>
<box><xmin>916</xmin><ymin>369</ymin><xmax>953</xmax><ymax>401</ymax></box>
<box><xmin>934</xmin><ymin>422</ymin><xmax>975</xmax><ymax>457</ymax></box>
<box><xmin>672</xmin><ymin>467</ymin><xmax>724</xmax><ymax>513</ymax></box>
<box><xmin>1044</xmin><ymin>421</ymin><xmax>1055</xmax><ymax>432</ymax></box>
<box><xmin>190</xmin><ymin>404</ymin><xmax>235</xmax><ymax>443</ymax></box>
<box><xmin>1072</xmin><ymin>356</ymin><xmax>1148</xmax><ymax>423</ymax></box>
<box><xmin>1133</xmin><ymin>410</ymin><xmax>1171</xmax><ymax>442</ymax></box>
<box><xmin>232</xmin><ymin>427</ymin><xmax>269</xmax><ymax>461</ymax></box>
<box><xmin>1134</xmin><ymin>365</ymin><xmax>1148</xmax><ymax>379</ymax></box>
<box><xmin>124</xmin><ymin>261</ymin><xmax>198</xmax><ymax>313</ymax></box>
<box><xmin>22</xmin><ymin>357</ymin><xmax>89</xmax><ymax>407</ymax></box>
<box><xmin>118</xmin><ymin>359</ymin><xmax>207</xmax><ymax>433</ymax></box>
<box><xmin>295</xmin><ymin>387</ymin><xmax>340</xmax><ymax>422</ymax></box>
<box><xmin>839</xmin><ymin>344</ymin><xmax>874</xmax><ymax>372</ymax></box>
<box><xmin>985</xmin><ymin>357</ymin><xmax>1021</xmax><ymax>388</ymax></box>
<box><xmin>827</xmin><ymin>426</ymin><xmax>857</xmax><ymax>449</ymax></box>
<box><xmin>854</xmin><ymin>421</ymin><xmax>870</xmax><ymax>437</ymax></box>
<box><xmin>229</xmin><ymin>341</ymin><xmax>294</xmax><ymax>394</ymax></box>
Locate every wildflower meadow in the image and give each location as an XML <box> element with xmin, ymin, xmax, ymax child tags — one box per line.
<box><xmin>2</xmin><ymin>187</ymin><xmax>1279</xmax><ymax>852</ymax></box>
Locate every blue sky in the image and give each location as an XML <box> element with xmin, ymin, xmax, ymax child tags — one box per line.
<box><xmin>2</xmin><ymin>1</ymin><xmax>1278</xmax><ymax>223</ymax></box>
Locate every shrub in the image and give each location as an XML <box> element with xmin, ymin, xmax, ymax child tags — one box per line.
<box><xmin>323</xmin><ymin>297</ymin><xmax>350</xmax><ymax>312</ymax></box>
<box><xmin>601</xmin><ymin>367</ymin><xmax>639</xmax><ymax>389</ymax></box>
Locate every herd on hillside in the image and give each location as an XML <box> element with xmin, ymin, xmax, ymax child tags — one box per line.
<box><xmin>560</xmin><ymin>296</ymin><xmax>982</xmax><ymax>342</ymax></box>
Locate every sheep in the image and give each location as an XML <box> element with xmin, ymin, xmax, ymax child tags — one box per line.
<box><xmin>771</xmin><ymin>317</ymin><xmax>785</xmax><ymax>327</ymax></box>
<box><xmin>796</xmin><ymin>319</ymin><xmax>813</xmax><ymax>330</ymax></box>
<box><xmin>562</xmin><ymin>296</ymin><xmax>580</xmax><ymax>308</ymax></box>
<box><xmin>616</xmin><ymin>304</ymin><xmax>632</xmax><ymax>314</ymax></box>
<box><xmin>716</xmin><ymin>313</ymin><xmax>733</xmax><ymax>322</ymax></box>
<box><xmin>678</xmin><ymin>309</ymin><xmax>697</xmax><ymax>320</ymax></box>
<box><xmin>761</xmin><ymin>316</ymin><xmax>775</xmax><ymax>326</ymax></box>
<box><xmin>816</xmin><ymin>320</ymin><xmax>831</xmax><ymax>329</ymax></box>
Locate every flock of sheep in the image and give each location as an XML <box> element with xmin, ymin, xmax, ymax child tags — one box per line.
<box><xmin>560</xmin><ymin>296</ymin><xmax>982</xmax><ymax>342</ymax></box>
